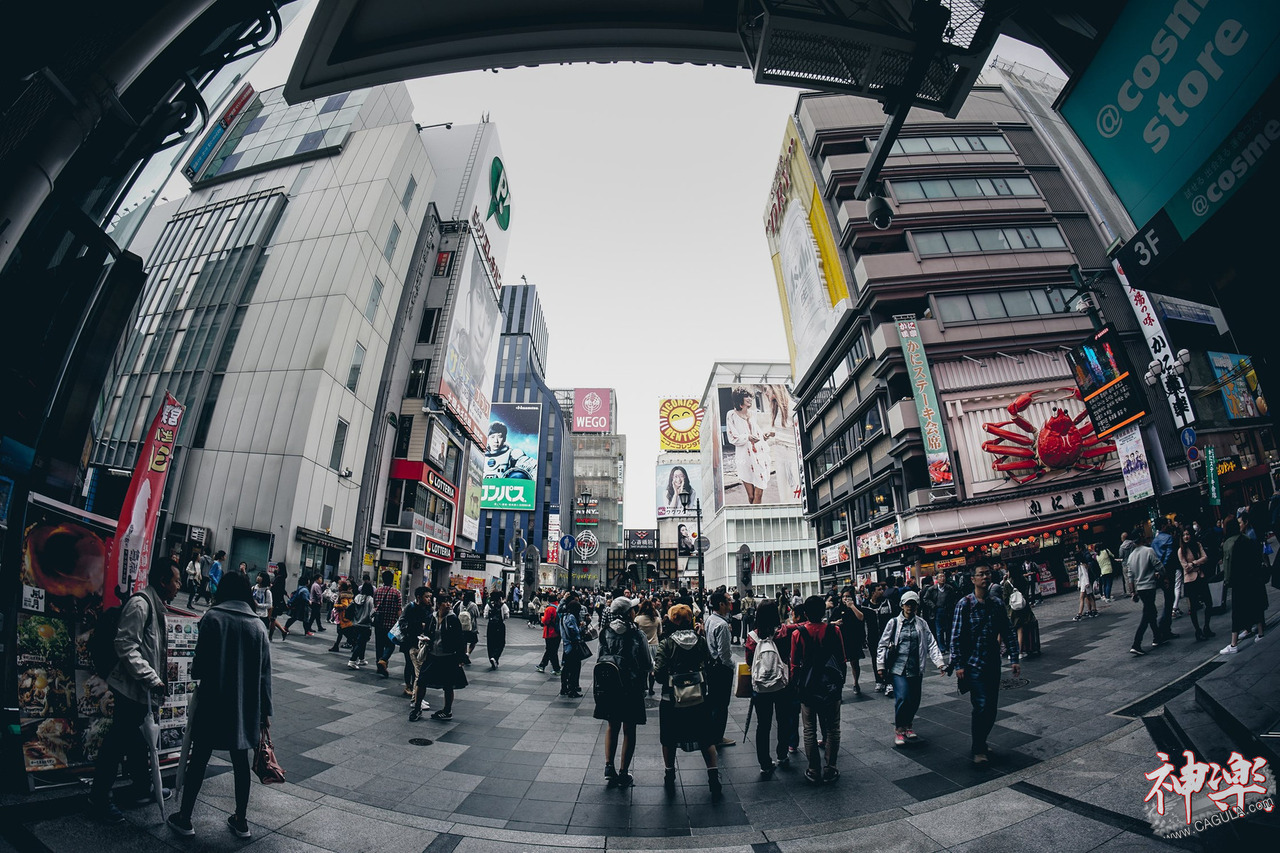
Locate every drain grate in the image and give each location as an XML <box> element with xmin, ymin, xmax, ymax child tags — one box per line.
<box><xmin>408</xmin><ymin>738</ymin><xmax>434</xmax><ymax>746</ymax></box>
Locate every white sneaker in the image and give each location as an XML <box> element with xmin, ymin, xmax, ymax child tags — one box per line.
<box><xmin>1255</xmin><ymin>635</ymin><xmax>1264</xmax><ymax>644</ymax></box>
<box><xmin>1220</xmin><ymin>644</ymin><xmax>1238</xmax><ymax>655</ymax></box>
<box><xmin>347</xmin><ymin>661</ymin><xmax>359</xmax><ymax>669</ymax></box>
<box><xmin>357</xmin><ymin>659</ymin><xmax>367</xmax><ymax>668</ymax></box>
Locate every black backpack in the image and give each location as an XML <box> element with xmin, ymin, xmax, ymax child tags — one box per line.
<box><xmin>796</xmin><ymin>624</ymin><xmax>845</xmax><ymax>707</ymax></box>
<box><xmin>89</xmin><ymin>593</ymin><xmax>152</xmax><ymax>679</ymax></box>
<box><xmin>592</xmin><ymin>630</ymin><xmax>626</xmax><ymax>703</ymax></box>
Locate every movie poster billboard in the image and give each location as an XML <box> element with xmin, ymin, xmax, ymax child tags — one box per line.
<box><xmin>712</xmin><ymin>385</ymin><xmax>802</xmax><ymax>508</ymax></box>
<box><xmin>658</xmin><ymin>398</ymin><xmax>704</xmax><ymax>451</ymax></box>
<box><xmin>437</xmin><ymin>240</ymin><xmax>502</xmax><ymax>447</ymax></box>
<box><xmin>1115</xmin><ymin>423</ymin><xmax>1154</xmax><ymax>502</ymax></box>
<box><xmin>573</xmin><ymin>388</ymin><xmax>612</xmax><ymax>433</ymax></box>
<box><xmin>764</xmin><ymin>117</ymin><xmax>852</xmax><ymax>381</ymax></box>
<box><xmin>1207</xmin><ymin>352</ymin><xmax>1262</xmax><ymax>420</ymax></box>
<box><xmin>656</xmin><ymin>463</ymin><xmax>701</xmax><ymax>518</ymax></box>
<box><xmin>108</xmin><ymin>393</ymin><xmax>184</xmax><ymax>608</ymax></box>
<box><xmin>481</xmin><ymin>403</ymin><xmax>541</xmax><ymax>511</ymax></box>
<box><xmin>676</xmin><ymin>522</ymin><xmax>698</xmax><ymax>557</ymax></box>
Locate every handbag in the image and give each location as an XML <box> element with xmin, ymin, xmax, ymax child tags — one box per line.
<box><xmin>735</xmin><ymin>662</ymin><xmax>752</xmax><ymax>698</ymax></box>
<box><xmin>252</xmin><ymin>721</ymin><xmax>286</xmax><ymax>784</ymax></box>
<box><xmin>670</xmin><ymin>670</ymin><xmax>706</xmax><ymax>708</ymax></box>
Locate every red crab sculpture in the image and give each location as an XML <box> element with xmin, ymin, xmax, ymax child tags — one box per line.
<box><xmin>981</xmin><ymin>388</ymin><xmax>1117</xmax><ymax>484</ymax></box>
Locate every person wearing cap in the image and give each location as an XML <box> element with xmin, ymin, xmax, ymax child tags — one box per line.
<box><xmin>876</xmin><ymin>590</ymin><xmax>946</xmax><ymax>747</ymax></box>
<box><xmin>594</xmin><ymin>596</ymin><xmax>652</xmax><ymax>787</ymax></box>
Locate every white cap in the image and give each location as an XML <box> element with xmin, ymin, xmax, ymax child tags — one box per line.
<box><xmin>610</xmin><ymin>596</ymin><xmax>638</xmax><ymax>614</ymax></box>
<box><xmin>900</xmin><ymin>591</ymin><xmax>921</xmax><ymax>606</ymax></box>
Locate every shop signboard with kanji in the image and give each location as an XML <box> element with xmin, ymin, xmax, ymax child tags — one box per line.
<box><xmin>894</xmin><ymin>315</ymin><xmax>953</xmax><ymax>487</ymax></box>
<box><xmin>1066</xmin><ymin>324</ymin><xmax>1149</xmax><ymax>439</ymax></box>
<box><xmin>1114</xmin><ymin>261</ymin><xmax>1196</xmax><ymax>428</ymax></box>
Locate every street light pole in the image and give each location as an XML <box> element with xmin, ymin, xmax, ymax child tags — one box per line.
<box><xmin>678</xmin><ymin>487</ymin><xmax>704</xmax><ymax>608</ymax></box>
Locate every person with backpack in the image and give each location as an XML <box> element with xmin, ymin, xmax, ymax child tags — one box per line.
<box><xmin>283</xmin><ymin>574</ymin><xmax>312</xmax><ymax>636</ymax></box>
<box><xmin>86</xmin><ymin>561</ymin><xmax>182</xmax><ymax>824</ymax></box>
<box><xmin>165</xmin><ymin>572</ymin><xmax>271</xmax><ymax>840</ymax></box>
<box><xmin>559</xmin><ymin>597</ymin><xmax>590</xmax><ymax>699</ymax></box>
<box><xmin>875</xmin><ymin>591</ymin><xmax>945</xmax><ymax>746</ymax></box>
<box><xmin>411</xmin><ymin>596</ymin><xmax>467</xmax><ymax>721</ymax></box>
<box><xmin>949</xmin><ymin>562</ymin><xmax>1020</xmax><ymax>766</ymax></box>
<box><xmin>790</xmin><ymin>596</ymin><xmax>846</xmax><ymax>784</ymax></box>
<box><xmin>327</xmin><ymin>579</ymin><xmax>354</xmax><ymax>652</ymax></box>
<box><xmin>536</xmin><ymin>596</ymin><xmax>561</xmax><ymax>674</ymax></box>
<box><xmin>372</xmin><ymin>571</ymin><xmax>402</xmax><ymax>677</ymax></box>
<box><xmin>345</xmin><ymin>581</ymin><xmax>376</xmax><ymax>670</ymax></box>
<box><xmin>594</xmin><ymin>597</ymin><xmax>652</xmax><ymax>788</ymax></box>
<box><xmin>251</xmin><ymin>571</ymin><xmax>283</xmax><ymax>639</ymax></box>
<box><xmin>1096</xmin><ymin>543</ymin><xmax>1118</xmax><ymax>602</ymax></box>
<box><xmin>484</xmin><ymin>589</ymin><xmax>509</xmax><ymax>669</ymax></box>
<box><xmin>206</xmin><ymin>550</ymin><xmax>225</xmax><ymax>602</ymax></box>
<box><xmin>456</xmin><ymin>590</ymin><xmax>480</xmax><ymax>665</ymax></box>
<box><xmin>308</xmin><ymin>574</ymin><xmax>327</xmax><ymax>635</ymax></box>
<box><xmin>184</xmin><ymin>549</ymin><xmax>203</xmax><ymax>600</ymax></box>
<box><xmin>654</xmin><ymin>604</ymin><xmax>721</xmax><ymax>795</ymax></box>
<box><xmin>744</xmin><ymin>601</ymin><xmax>794</xmax><ymax>778</ymax></box>
<box><xmin>866</xmin><ymin>583</ymin><xmax>893</xmax><ymax>696</ymax></box>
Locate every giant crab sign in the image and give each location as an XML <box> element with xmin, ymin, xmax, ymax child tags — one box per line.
<box><xmin>981</xmin><ymin>388</ymin><xmax>1117</xmax><ymax>485</ymax></box>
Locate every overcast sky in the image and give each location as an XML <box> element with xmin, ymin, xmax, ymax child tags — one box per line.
<box><xmin>248</xmin><ymin>5</ymin><xmax>1064</xmax><ymax>531</ymax></box>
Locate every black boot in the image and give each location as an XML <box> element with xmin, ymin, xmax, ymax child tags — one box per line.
<box><xmin>708</xmin><ymin>769</ymin><xmax>722</xmax><ymax>796</ymax></box>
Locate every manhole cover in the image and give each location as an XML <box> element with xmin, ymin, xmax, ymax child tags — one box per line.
<box><xmin>1001</xmin><ymin>677</ymin><xmax>1029</xmax><ymax>690</ymax></box>
<box><xmin>408</xmin><ymin>738</ymin><xmax>434</xmax><ymax>746</ymax></box>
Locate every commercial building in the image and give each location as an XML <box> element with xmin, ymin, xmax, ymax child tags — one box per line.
<box><xmin>695</xmin><ymin>362</ymin><xmax>818</xmax><ymax>598</ymax></box>
<box><xmin>770</xmin><ymin>81</ymin><xmax>1202</xmax><ymax>592</ymax></box>
<box><xmin>554</xmin><ymin>388</ymin><xmax>623</xmax><ymax>589</ymax></box>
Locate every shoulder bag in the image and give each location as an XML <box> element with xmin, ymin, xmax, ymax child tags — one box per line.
<box><xmin>253</xmin><ymin>720</ymin><xmax>286</xmax><ymax>784</ymax></box>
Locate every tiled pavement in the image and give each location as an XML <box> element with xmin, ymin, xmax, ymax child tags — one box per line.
<box><xmin>8</xmin><ymin>592</ymin><xmax>1276</xmax><ymax>851</ymax></box>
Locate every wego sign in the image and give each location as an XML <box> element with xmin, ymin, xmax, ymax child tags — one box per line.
<box><xmin>573</xmin><ymin>388</ymin><xmax>611</xmax><ymax>433</ymax></box>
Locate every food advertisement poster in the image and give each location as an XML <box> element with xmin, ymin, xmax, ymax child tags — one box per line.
<box><xmin>160</xmin><ymin>615</ymin><xmax>200</xmax><ymax>754</ymax></box>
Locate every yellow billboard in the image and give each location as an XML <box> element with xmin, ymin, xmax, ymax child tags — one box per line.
<box><xmin>763</xmin><ymin>117</ymin><xmax>851</xmax><ymax>380</ymax></box>
<box><xmin>658</xmin><ymin>398</ymin><xmax>704</xmax><ymax>451</ymax></box>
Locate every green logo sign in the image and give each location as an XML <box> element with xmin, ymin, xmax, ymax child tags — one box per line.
<box><xmin>487</xmin><ymin>156</ymin><xmax>511</xmax><ymax>231</ymax></box>
<box><xmin>1206</xmin><ymin>446</ymin><xmax>1220</xmax><ymax>506</ymax></box>
<box><xmin>480</xmin><ymin>478</ymin><xmax>533</xmax><ymax>511</ymax></box>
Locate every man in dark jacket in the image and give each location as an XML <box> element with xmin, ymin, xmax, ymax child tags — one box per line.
<box><xmin>949</xmin><ymin>562</ymin><xmax>1020</xmax><ymax>766</ymax></box>
<box><xmin>933</xmin><ymin>569</ymin><xmax>959</xmax><ymax>656</ymax></box>
<box><xmin>400</xmin><ymin>587</ymin><xmax>433</xmax><ymax>697</ymax></box>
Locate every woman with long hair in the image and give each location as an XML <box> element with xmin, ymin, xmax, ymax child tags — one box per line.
<box><xmin>724</xmin><ymin>387</ymin><xmax>772</xmax><ymax>504</ymax></box>
<box><xmin>484</xmin><ymin>589</ymin><xmax>509</xmax><ymax>669</ymax></box>
<box><xmin>665</xmin><ymin>466</ymin><xmax>696</xmax><ymax>512</ymax></box>
<box><xmin>1178</xmin><ymin>527</ymin><xmax>1213</xmax><ymax>641</ymax></box>
<box><xmin>346</xmin><ymin>581</ymin><xmax>375</xmax><ymax>669</ymax></box>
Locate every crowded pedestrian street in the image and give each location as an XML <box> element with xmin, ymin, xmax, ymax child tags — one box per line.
<box><xmin>5</xmin><ymin>590</ymin><xmax>1272</xmax><ymax>852</ymax></box>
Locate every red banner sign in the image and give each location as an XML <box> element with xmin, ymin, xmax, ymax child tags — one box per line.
<box><xmin>107</xmin><ymin>393</ymin><xmax>185</xmax><ymax>608</ymax></box>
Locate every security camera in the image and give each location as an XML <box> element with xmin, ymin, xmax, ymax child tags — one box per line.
<box><xmin>1075</xmin><ymin>298</ymin><xmax>1092</xmax><ymax>314</ymax></box>
<box><xmin>866</xmin><ymin>195</ymin><xmax>893</xmax><ymax>230</ymax></box>
<box><xmin>444</xmin><ymin>122</ymin><xmax>452</xmax><ymax>129</ymax></box>
<box><xmin>340</xmin><ymin>468</ymin><xmax>353</xmax><ymax>479</ymax></box>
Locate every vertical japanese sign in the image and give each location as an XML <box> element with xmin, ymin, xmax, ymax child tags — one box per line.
<box><xmin>1207</xmin><ymin>446</ymin><xmax>1221</xmax><ymax>506</ymax></box>
<box><xmin>1114</xmin><ymin>260</ymin><xmax>1196</xmax><ymax>428</ymax></box>
<box><xmin>1115</xmin><ymin>424</ymin><xmax>1154</xmax><ymax>502</ymax></box>
<box><xmin>108</xmin><ymin>393</ymin><xmax>185</xmax><ymax>608</ymax></box>
<box><xmin>894</xmin><ymin>315</ymin><xmax>953</xmax><ymax>487</ymax></box>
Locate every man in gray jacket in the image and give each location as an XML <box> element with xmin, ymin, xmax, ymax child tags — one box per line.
<box><xmin>87</xmin><ymin>561</ymin><xmax>181</xmax><ymax>823</ymax></box>
<box><xmin>705</xmin><ymin>591</ymin><xmax>736</xmax><ymax>748</ymax></box>
<box><xmin>1126</xmin><ymin>529</ymin><xmax>1165</xmax><ymax>656</ymax></box>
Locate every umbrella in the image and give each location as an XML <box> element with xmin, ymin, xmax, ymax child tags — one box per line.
<box><xmin>173</xmin><ymin>691</ymin><xmax>198</xmax><ymax>802</ymax></box>
<box><xmin>141</xmin><ymin>696</ymin><xmax>166</xmax><ymax>820</ymax></box>
<box><xmin>743</xmin><ymin>695</ymin><xmax>754</xmax><ymax>738</ymax></box>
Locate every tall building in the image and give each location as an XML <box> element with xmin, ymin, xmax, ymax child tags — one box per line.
<box><xmin>476</xmin><ymin>284</ymin><xmax>575</xmax><ymax>588</ymax></box>
<box><xmin>770</xmin><ymin>83</ymin><xmax>1200</xmax><ymax>592</ymax></box>
<box><xmin>88</xmin><ymin>82</ymin><xmax>442</xmax><ymax>582</ymax></box>
<box><xmin>696</xmin><ymin>363</ymin><xmax>818</xmax><ymax>597</ymax></box>
<box><xmin>553</xmin><ymin>387</ymin><xmax>623</xmax><ymax>589</ymax></box>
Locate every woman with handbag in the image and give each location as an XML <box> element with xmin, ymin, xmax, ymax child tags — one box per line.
<box><xmin>1178</xmin><ymin>528</ymin><xmax>1215</xmax><ymax>641</ymax></box>
<box><xmin>167</xmin><ymin>572</ymin><xmax>271</xmax><ymax>840</ymax></box>
<box><xmin>653</xmin><ymin>604</ymin><xmax>721</xmax><ymax>794</ymax></box>
<box><xmin>411</xmin><ymin>597</ymin><xmax>467</xmax><ymax>721</ymax></box>
<box><xmin>559</xmin><ymin>598</ymin><xmax>590</xmax><ymax>698</ymax></box>
<box><xmin>1072</xmin><ymin>549</ymin><xmax>1098</xmax><ymax>621</ymax></box>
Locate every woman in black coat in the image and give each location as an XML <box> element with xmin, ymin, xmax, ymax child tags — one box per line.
<box><xmin>168</xmin><ymin>572</ymin><xmax>271</xmax><ymax>839</ymax></box>
<box><xmin>485</xmin><ymin>589</ymin><xmax>509</xmax><ymax>669</ymax></box>
<box><xmin>411</xmin><ymin>597</ymin><xmax>466</xmax><ymax>721</ymax></box>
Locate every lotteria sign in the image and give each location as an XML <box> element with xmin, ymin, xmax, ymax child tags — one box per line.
<box><xmin>1060</xmin><ymin>0</ymin><xmax>1280</xmax><ymax>232</ymax></box>
<box><xmin>573</xmin><ymin>388</ymin><xmax>612</xmax><ymax>433</ymax></box>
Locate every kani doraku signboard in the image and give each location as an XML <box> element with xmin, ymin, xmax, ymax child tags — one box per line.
<box><xmin>894</xmin><ymin>316</ymin><xmax>953</xmax><ymax>488</ymax></box>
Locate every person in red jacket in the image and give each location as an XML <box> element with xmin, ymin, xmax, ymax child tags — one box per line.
<box><xmin>790</xmin><ymin>595</ymin><xmax>846</xmax><ymax>784</ymax></box>
<box><xmin>536</xmin><ymin>596</ymin><xmax>561</xmax><ymax>674</ymax></box>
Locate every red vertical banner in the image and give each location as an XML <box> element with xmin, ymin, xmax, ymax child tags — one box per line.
<box><xmin>106</xmin><ymin>393</ymin><xmax>185</xmax><ymax>608</ymax></box>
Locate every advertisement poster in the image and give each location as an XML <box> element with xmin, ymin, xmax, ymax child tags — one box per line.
<box><xmin>426</xmin><ymin>419</ymin><xmax>449</xmax><ymax>469</ymax></box>
<box><xmin>108</xmin><ymin>393</ymin><xmax>185</xmax><ymax>609</ymax></box>
<box><xmin>160</xmin><ymin>615</ymin><xmax>199</xmax><ymax>754</ymax></box>
<box><xmin>1117</xmin><ymin>267</ymin><xmax>1196</xmax><ymax>428</ymax></box>
<box><xmin>676</xmin><ymin>523</ymin><xmax>697</xmax><ymax>557</ymax></box>
<box><xmin>437</xmin><ymin>241</ymin><xmax>502</xmax><ymax>447</ymax></box>
<box><xmin>894</xmin><ymin>316</ymin><xmax>954</xmax><ymax>486</ymax></box>
<box><xmin>461</xmin><ymin>444</ymin><xmax>484</xmax><ymax>541</ymax></box>
<box><xmin>1206</xmin><ymin>352</ymin><xmax>1262</xmax><ymax>420</ymax></box>
<box><xmin>656</xmin><ymin>463</ymin><xmax>701</xmax><ymax>518</ymax></box>
<box><xmin>658</xmin><ymin>398</ymin><xmax>704</xmax><ymax>451</ymax></box>
<box><xmin>1067</xmin><ymin>325</ymin><xmax>1148</xmax><ymax>439</ymax></box>
<box><xmin>764</xmin><ymin>117</ymin><xmax>851</xmax><ymax>380</ymax></box>
<box><xmin>546</xmin><ymin>514</ymin><xmax>561</xmax><ymax>565</ymax></box>
<box><xmin>1115</xmin><ymin>424</ymin><xmax>1154</xmax><ymax>502</ymax></box>
<box><xmin>573</xmin><ymin>388</ymin><xmax>612</xmax><ymax>433</ymax></box>
<box><xmin>713</xmin><ymin>385</ymin><xmax>802</xmax><ymax>507</ymax></box>
<box><xmin>481</xmin><ymin>403</ymin><xmax>541</xmax><ymax>511</ymax></box>
<box><xmin>856</xmin><ymin>520</ymin><xmax>902</xmax><ymax>560</ymax></box>
<box><xmin>18</xmin><ymin>495</ymin><xmax>117</xmax><ymax>774</ymax></box>
<box><xmin>818</xmin><ymin>541</ymin><xmax>851</xmax><ymax>568</ymax></box>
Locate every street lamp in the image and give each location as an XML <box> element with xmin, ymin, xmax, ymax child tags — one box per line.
<box><xmin>576</xmin><ymin>488</ymin><xmax>591</xmax><ymax>589</ymax></box>
<box><xmin>1144</xmin><ymin>349</ymin><xmax>1191</xmax><ymax>387</ymax></box>
<box><xmin>679</xmin><ymin>486</ymin><xmax>704</xmax><ymax>607</ymax></box>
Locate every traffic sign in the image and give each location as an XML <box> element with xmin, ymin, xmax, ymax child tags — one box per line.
<box><xmin>1186</xmin><ymin>446</ymin><xmax>1200</xmax><ymax>462</ymax></box>
<box><xmin>1180</xmin><ymin>427</ymin><xmax>1197</xmax><ymax>448</ymax></box>
<box><xmin>559</xmin><ymin>535</ymin><xmax>577</xmax><ymax>552</ymax></box>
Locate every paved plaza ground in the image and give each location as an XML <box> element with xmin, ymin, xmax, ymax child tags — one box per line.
<box><xmin>3</xmin><ymin>590</ymin><xmax>1275</xmax><ymax>852</ymax></box>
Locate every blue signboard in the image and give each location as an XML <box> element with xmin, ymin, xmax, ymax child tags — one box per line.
<box><xmin>182</xmin><ymin>122</ymin><xmax>226</xmax><ymax>181</ymax></box>
<box><xmin>559</xmin><ymin>535</ymin><xmax>577</xmax><ymax>553</ymax></box>
<box><xmin>1060</xmin><ymin>0</ymin><xmax>1280</xmax><ymax>228</ymax></box>
<box><xmin>1180</xmin><ymin>427</ymin><xmax>1197</xmax><ymax>447</ymax></box>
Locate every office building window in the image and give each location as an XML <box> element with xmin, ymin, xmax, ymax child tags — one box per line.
<box><xmin>364</xmin><ymin>277</ymin><xmax>383</xmax><ymax>322</ymax></box>
<box><xmin>884</xmin><ymin>134</ymin><xmax>1012</xmax><ymax>154</ymax></box>
<box><xmin>405</xmin><ymin>358</ymin><xmax>430</xmax><ymax>398</ymax></box>
<box><xmin>395</xmin><ymin>415</ymin><xmax>413</xmax><ymax>457</ymax></box>
<box><xmin>417</xmin><ymin>308</ymin><xmax>439</xmax><ymax>344</ymax></box>
<box><xmin>934</xmin><ymin>287</ymin><xmax>1073</xmax><ymax>323</ymax></box>
<box><xmin>402</xmin><ymin>176</ymin><xmax>417</xmax><ymax>210</ymax></box>
<box><xmin>329</xmin><ymin>419</ymin><xmax>348</xmax><ymax>470</ymax></box>
<box><xmin>914</xmin><ymin>226</ymin><xmax>1066</xmax><ymax>257</ymax></box>
<box><xmin>346</xmin><ymin>342</ymin><xmax>365</xmax><ymax>392</ymax></box>
<box><xmin>383</xmin><ymin>222</ymin><xmax>400</xmax><ymax>261</ymax></box>
<box><xmin>892</xmin><ymin>175</ymin><xmax>1037</xmax><ymax>201</ymax></box>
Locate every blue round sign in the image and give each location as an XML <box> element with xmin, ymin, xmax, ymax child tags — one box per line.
<box><xmin>559</xmin><ymin>535</ymin><xmax>577</xmax><ymax>552</ymax></box>
<box><xmin>1180</xmin><ymin>427</ymin><xmax>1197</xmax><ymax>447</ymax></box>
<box><xmin>1186</xmin><ymin>446</ymin><xmax>1200</xmax><ymax>462</ymax></box>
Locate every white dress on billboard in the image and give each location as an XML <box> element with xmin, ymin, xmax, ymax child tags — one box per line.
<box><xmin>725</xmin><ymin>409</ymin><xmax>772</xmax><ymax>490</ymax></box>
<box><xmin>767</xmin><ymin>408</ymin><xmax>800</xmax><ymax>501</ymax></box>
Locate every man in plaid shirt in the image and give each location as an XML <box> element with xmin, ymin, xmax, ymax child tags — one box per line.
<box><xmin>373</xmin><ymin>570</ymin><xmax>403</xmax><ymax>678</ymax></box>
<box><xmin>949</xmin><ymin>563</ymin><xmax>1020</xmax><ymax>766</ymax></box>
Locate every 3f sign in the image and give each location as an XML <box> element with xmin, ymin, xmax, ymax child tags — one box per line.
<box><xmin>1133</xmin><ymin>227</ymin><xmax>1161</xmax><ymax>265</ymax></box>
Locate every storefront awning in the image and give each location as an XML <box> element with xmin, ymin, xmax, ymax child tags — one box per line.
<box><xmin>921</xmin><ymin>512</ymin><xmax>1112</xmax><ymax>555</ymax></box>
